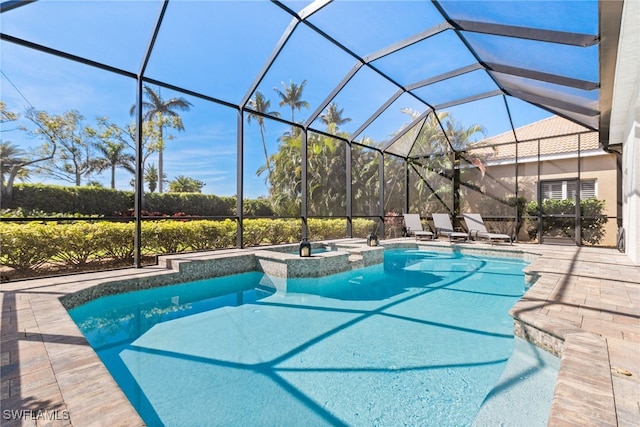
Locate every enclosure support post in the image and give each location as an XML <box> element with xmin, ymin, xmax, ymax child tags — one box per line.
<box><xmin>576</xmin><ymin>134</ymin><xmax>582</xmax><ymax>245</ymax></box>
<box><xmin>133</xmin><ymin>78</ymin><xmax>144</xmax><ymax>268</ymax></box>
<box><xmin>404</xmin><ymin>158</ymin><xmax>409</xmax><ymax>216</ymax></box>
<box><xmin>301</xmin><ymin>130</ymin><xmax>308</xmax><ymax>239</ymax></box>
<box><xmin>236</xmin><ymin>109</ymin><xmax>244</xmax><ymax>248</ymax></box>
<box><xmin>537</xmin><ymin>138</ymin><xmax>542</xmax><ymax>244</ymax></box>
<box><xmin>134</xmin><ymin>0</ymin><xmax>169</xmax><ymax>267</ymax></box>
<box><xmin>453</xmin><ymin>151</ymin><xmax>461</xmax><ymax>221</ymax></box>
<box><xmin>379</xmin><ymin>152</ymin><xmax>385</xmax><ymax>238</ymax></box>
<box><xmin>346</xmin><ymin>142</ymin><xmax>353</xmax><ymax>238</ymax></box>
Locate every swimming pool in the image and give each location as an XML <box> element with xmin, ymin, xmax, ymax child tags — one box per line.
<box><xmin>70</xmin><ymin>249</ymin><xmax>530</xmax><ymax>426</ymax></box>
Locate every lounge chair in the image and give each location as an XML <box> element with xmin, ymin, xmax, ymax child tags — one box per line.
<box><xmin>403</xmin><ymin>214</ymin><xmax>434</xmax><ymax>240</ymax></box>
<box><xmin>462</xmin><ymin>213</ymin><xmax>512</xmax><ymax>245</ymax></box>
<box><xmin>432</xmin><ymin>213</ymin><xmax>469</xmax><ymax>242</ymax></box>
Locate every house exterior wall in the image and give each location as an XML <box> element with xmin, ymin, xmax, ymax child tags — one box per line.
<box><xmin>611</xmin><ymin>0</ymin><xmax>639</xmax><ymax>265</ymax></box>
<box><xmin>461</xmin><ymin>152</ymin><xmax>618</xmax><ymax>247</ymax></box>
<box><xmin>621</xmin><ymin>110</ymin><xmax>640</xmax><ymax>265</ymax></box>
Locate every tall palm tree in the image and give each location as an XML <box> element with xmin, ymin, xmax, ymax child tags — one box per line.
<box><xmin>274</xmin><ymin>79</ymin><xmax>309</xmax><ymax>126</ymax></box>
<box><xmin>143</xmin><ymin>163</ymin><xmax>165</xmax><ymax>193</ymax></box>
<box><xmin>264</xmin><ymin>133</ymin><xmax>302</xmax><ymax>216</ymax></box>
<box><xmin>91</xmin><ymin>140</ymin><xmax>135</xmax><ymax>189</ymax></box>
<box><xmin>320</xmin><ymin>102</ymin><xmax>351</xmax><ymax>130</ymax></box>
<box><xmin>130</xmin><ymin>86</ymin><xmax>192</xmax><ymax>193</ymax></box>
<box><xmin>247</xmin><ymin>91</ymin><xmax>281</xmax><ymax>180</ymax></box>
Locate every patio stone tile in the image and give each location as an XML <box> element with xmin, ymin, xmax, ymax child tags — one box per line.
<box><xmin>1</xmin><ymin>378</ymin><xmax>9</xmax><ymax>400</ymax></box>
<box><xmin>612</xmin><ymin>312</ymin><xmax>639</xmax><ymax>325</ymax></box>
<box><xmin>1</xmin><ymin>350</ymin><xmax>11</xmax><ymax>366</ymax></box>
<box><xmin>622</xmin><ymin>328</ymin><xmax>640</xmax><ymax>342</ymax></box>
<box><xmin>581</xmin><ymin>317</ymin><xmax>625</xmax><ymax>339</ymax></box>
<box><xmin>9</xmin><ymin>368</ymin><xmax>58</xmax><ymax>398</ymax></box>
<box><xmin>611</xmin><ymin>376</ymin><xmax>640</xmax><ymax>427</ymax></box>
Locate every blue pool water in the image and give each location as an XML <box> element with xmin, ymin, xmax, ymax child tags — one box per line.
<box><xmin>70</xmin><ymin>249</ymin><xmax>529</xmax><ymax>426</ymax></box>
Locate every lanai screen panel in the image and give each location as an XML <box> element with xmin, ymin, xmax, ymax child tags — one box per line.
<box><xmin>383</xmin><ymin>155</ymin><xmax>406</xmax><ymax>216</ymax></box>
<box><xmin>307</xmin><ymin>1</ymin><xmax>443</xmax><ymax>57</ymax></box>
<box><xmin>307</xmin><ymin>132</ymin><xmax>347</xmax><ymax>217</ymax></box>
<box><xmin>408</xmin><ymin>152</ymin><xmax>454</xmax><ymax>217</ymax></box>
<box><xmin>370</xmin><ymin>30</ymin><xmax>477</xmax><ymax>89</ymax></box>
<box><xmin>243</xmin><ymin>117</ymin><xmax>294</xmax><ymax>217</ymax></box>
<box><xmin>352</xmin><ymin>146</ymin><xmax>381</xmax><ymax>217</ymax></box>
<box><xmin>145</xmin><ymin>1</ymin><xmax>291</xmax><ymax>104</ymax></box>
<box><xmin>1</xmin><ymin>0</ymin><xmax>159</xmax><ymax>72</ymax></box>
<box><xmin>309</xmin><ymin>66</ymin><xmax>399</xmax><ymax>139</ymax></box>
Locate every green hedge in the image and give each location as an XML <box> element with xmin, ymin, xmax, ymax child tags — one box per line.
<box><xmin>0</xmin><ymin>218</ymin><xmax>376</xmax><ymax>277</ymax></box>
<box><xmin>5</xmin><ymin>184</ymin><xmax>132</xmax><ymax>215</ymax></box>
<box><xmin>144</xmin><ymin>192</ymin><xmax>235</xmax><ymax>216</ymax></box>
<box><xmin>3</xmin><ymin>183</ymin><xmax>274</xmax><ymax>217</ymax></box>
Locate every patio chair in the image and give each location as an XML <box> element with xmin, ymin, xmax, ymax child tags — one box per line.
<box><xmin>432</xmin><ymin>213</ymin><xmax>469</xmax><ymax>242</ymax></box>
<box><xmin>403</xmin><ymin>214</ymin><xmax>434</xmax><ymax>240</ymax></box>
<box><xmin>462</xmin><ymin>213</ymin><xmax>512</xmax><ymax>245</ymax></box>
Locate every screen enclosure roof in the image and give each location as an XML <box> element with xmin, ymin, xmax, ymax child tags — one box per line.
<box><xmin>0</xmin><ymin>0</ymin><xmax>624</xmax><ymax>158</ymax></box>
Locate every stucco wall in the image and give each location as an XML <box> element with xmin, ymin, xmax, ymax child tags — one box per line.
<box><xmin>613</xmin><ymin>0</ymin><xmax>640</xmax><ymax>265</ymax></box>
<box><xmin>621</xmin><ymin>115</ymin><xmax>639</xmax><ymax>265</ymax></box>
<box><xmin>461</xmin><ymin>153</ymin><xmax>618</xmax><ymax>246</ymax></box>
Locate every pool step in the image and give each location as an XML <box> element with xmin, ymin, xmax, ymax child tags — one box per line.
<box><xmin>348</xmin><ymin>253</ymin><xmax>364</xmax><ymax>270</ymax></box>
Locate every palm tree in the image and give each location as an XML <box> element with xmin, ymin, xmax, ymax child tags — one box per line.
<box><xmin>263</xmin><ymin>133</ymin><xmax>303</xmax><ymax>216</ymax></box>
<box><xmin>320</xmin><ymin>102</ymin><xmax>351</xmax><ymax>130</ymax></box>
<box><xmin>91</xmin><ymin>140</ymin><xmax>135</xmax><ymax>189</ymax></box>
<box><xmin>144</xmin><ymin>163</ymin><xmax>166</xmax><ymax>193</ymax></box>
<box><xmin>130</xmin><ymin>86</ymin><xmax>192</xmax><ymax>193</ymax></box>
<box><xmin>397</xmin><ymin>109</ymin><xmax>486</xmax><ymax>215</ymax></box>
<box><xmin>168</xmin><ymin>175</ymin><xmax>205</xmax><ymax>193</ymax></box>
<box><xmin>274</xmin><ymin>80</ymin><xmax>309</xmax><ymax>127</ymax></box>
<box><xmin>247</xmin><ymin>91</ymin><xmax>281</xmax><ymax>180</ymax></box>
<box><xmin>0</xmin><ymin>142</ymin><xmax>31</xmax><ymax>202</ymax></box>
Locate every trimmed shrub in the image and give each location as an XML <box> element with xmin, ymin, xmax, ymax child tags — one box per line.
<box><xmin>261</xmin><ymin>219</ymin><xmax>299</xmax><ymax>244</ymax></box>
<box><xmin>0</xmin><ymin>217</ymin><xmax>376</xmax><ymax>277</ymax></box>
<box><xmin>4</xmin><ymin>184</ymin><xmax>242</xmax><ymax>217</ymax></box>
<box><xmin>243</xmin><ymin>218</ymin><xmax>300</xmax><ymax>246</ymax></box>
<box><xmin>243</xmin><ymin>198</ymin><xmax>274</xmax><ymax>217</ymax></box>
<box><xmin>308</xmin><ymin>218</ymin><xmax>348</xmax><ymax>240</ymax></box>
<box><xmin>525</xmin><ymin>198</ymin><xmax>608</xmax><ymax>245</ymax></box>
<box><xmin>580</xmin><ymin>198</ymin><xmax>608</xmax><ymax>245</ymax></box>
<box><xmin>353</xmin><ymin>218</ymin><xmax>377</xmax><ymax>237</ymax></box>
<box><xmin>141</xmin><ymin>220</ymin><xmax>191</xmax><ymax>254</ymax></box>
<box><xmin>0</xmin><ymin>222</ymin><xmax>61</xmax><ymax>271</ymax></box>
<box><xmin>55</xmin><ymin>222</ymin><xmax>106</xmax><ymax>266</ymax></box>
<box><xmin>94</xmin><ymin>222</ymin><xmax>135</xmax><ymax>262</ymax></box>
<box><xmin>6</xmin><ymin>184</ymin><xmax>132</xmax><ymax>215</ymax></box>
<box><xmin>144</xmin><ymin>193</ymin><xmax>235</xmax><ymax>216</ymax></box>
<box><xmin>182</xmin><ymin>220</ymin><xmax>237</xmax><ymax>251</ymax></box>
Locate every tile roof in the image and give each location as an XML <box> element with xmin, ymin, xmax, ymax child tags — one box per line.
<box><xmin>468</xmin><ymin>116</ymin><xmax>600</xmax><ymax>161</ymax></box>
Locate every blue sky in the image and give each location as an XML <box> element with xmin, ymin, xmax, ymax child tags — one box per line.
<box><xmin>1</xmin><ymin>0</ymin><xmax>598</xmax><ymax>198</ymax></box>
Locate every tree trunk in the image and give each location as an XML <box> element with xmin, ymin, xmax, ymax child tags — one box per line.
<box><xmin>158</xmin><ymin>126</ymin><xmax>164</xmax><ymax>193</ymax></box>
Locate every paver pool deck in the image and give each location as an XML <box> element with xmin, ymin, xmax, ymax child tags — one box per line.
<box><xmin>1</xmin><ymin>241</ymin><xmax>638</xmax><ymax>426</ymax></box>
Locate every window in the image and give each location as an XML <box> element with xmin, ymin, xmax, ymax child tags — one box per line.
<box><xmin>541</xmin><ymin>180</ymin><xmax>596</xmax><ymax>200</ymax></box>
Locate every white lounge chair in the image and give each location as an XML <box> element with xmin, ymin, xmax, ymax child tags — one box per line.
<box><xmin>462</xmin><ymin>213</ymin><xmax>512</xmax><ymax>245</ymax></box>
<box><xmin>403</xmin><ymin>214</ymin><xmax>434</xmax><ymax>240</ymax></box>
<box><xmin>432</xmin><ymin>213</ymin><xmax>469</xmax><ymax>242</ymax></box>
